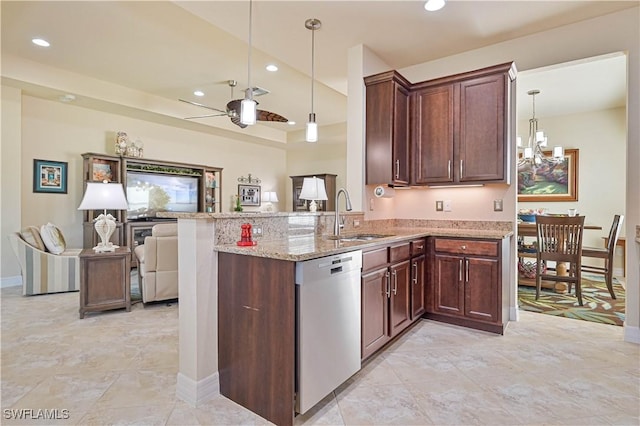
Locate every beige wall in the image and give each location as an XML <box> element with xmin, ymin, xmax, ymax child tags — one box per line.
<box><xmin>1</xmin><ymin>86</ymin><xmax>23</xmax><ymax>279</ymax></box>
<box><xmin>15</xmin><ymin>94</ymin><xmax>288</xmax><ymax>249</ymax></box>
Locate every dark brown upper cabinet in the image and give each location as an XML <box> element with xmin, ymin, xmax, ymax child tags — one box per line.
<box><xmin>364</xmin><ymin>62</ymin><xmax>516</xmax><ymax>187</ymax></box>
<box><xmin>411</xmin><ymin>62</ymin><xmax>516</xmax><ymax>186</ymax></box>
<box><xmin>364</xmin><ymin>71</ymin><xmax>411</xmax><ymax>186</ymax></box>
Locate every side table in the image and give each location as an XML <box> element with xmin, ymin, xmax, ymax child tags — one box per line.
<box><xmin>79</xmin><ymin>247</ymin><xmax>131</xmax><ymax>319</ymax></box>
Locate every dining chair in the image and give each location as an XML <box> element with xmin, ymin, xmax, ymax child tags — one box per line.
<box><xmin>581</xmin><ymin>214</ymin><xmax>624</xmax><ymax>299</ymax></box>
<box><xmin>535</xmin><ymin>215</ymin><xmax>585</xmax><ymax>305</ymax></box>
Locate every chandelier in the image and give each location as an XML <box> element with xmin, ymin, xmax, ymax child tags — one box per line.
<box><xmin>518</xmin><ymin>89</ymin><xmax>563</xmax><ymax>165</ymax></box>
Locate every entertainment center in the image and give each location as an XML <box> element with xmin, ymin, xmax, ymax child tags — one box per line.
<box><xmin>81</xmin><ymin>153</ymin><xmax>222</xmax><ymax>267</ymax></box>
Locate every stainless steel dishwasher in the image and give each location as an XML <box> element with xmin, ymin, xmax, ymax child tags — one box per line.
<box><xmin>295</xmin><ymin>250</ymin><xmax>362</xmax><ymax>414</ymax></box>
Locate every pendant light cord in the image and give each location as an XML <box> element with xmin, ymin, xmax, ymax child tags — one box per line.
<box><xmin>247</xmin><ymin>0</ymin><xmax>253</xmax><ymax>101</ymax></box>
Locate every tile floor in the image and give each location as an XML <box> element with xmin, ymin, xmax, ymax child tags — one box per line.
<box><xmin>1</xmin><ymin>285</ymin><xmax>638</xmax><ymax>425</ymax></box>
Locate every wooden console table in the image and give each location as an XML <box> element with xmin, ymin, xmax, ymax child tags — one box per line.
<box><xmin>79</xmin><ymin>247</ymin><xmax>131</xmax><ymax>318</ymax></box>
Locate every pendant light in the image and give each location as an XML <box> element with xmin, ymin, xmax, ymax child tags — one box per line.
<box><xmin>240</xmin><ymin>0</ymin><xmax>257</xmax><ymax>125</ymax></box>
<box><xmin>305</xmin><ymin>18</ymin><xmax>321</xmax><ymax>143</ymax></box>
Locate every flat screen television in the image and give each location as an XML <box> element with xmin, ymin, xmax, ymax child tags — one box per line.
<box><xmin>126</xmin><ymin>171</ymin><xmax>199</xmax><ymax>220</ymax></box>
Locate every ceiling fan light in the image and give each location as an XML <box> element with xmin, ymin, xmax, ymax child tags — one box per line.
<box><xmin>306</xmin><ymin>114</ymin><xmax>318</xmax><ymax>143</ymax></box>
<box><xmin>240</xmin><ymin>98</ymin><xmax>256</xmax><ymax>125</ymax></box>
<box><xmin>424</xmin><ymin>0</ymin><xmax>445</xmax><ymax>12</ymax></box>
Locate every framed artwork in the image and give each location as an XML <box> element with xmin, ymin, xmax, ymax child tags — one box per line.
<box><xmin>33</xmin><ymin>159</ymin><xmax>68</xmax><ymax>194</ymax></box>
<box><xmin>238</xmin><ymin>184</ymin><xmax>261</xmax><ymax>206</ymax></box>
<box><xmin>517</xmin><ymin>148</ymin><xmax>579</xmax><ymax>202</ymax></box>
<box><xmin>91</xmin><ymin>160</ymin><xmax>113</xmax><ymax>182</ymax></box>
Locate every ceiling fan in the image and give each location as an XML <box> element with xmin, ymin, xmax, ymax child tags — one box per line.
<box><xmin>179</xmin><ymin>80</ymin><xmax>288</xmax><ymax>128</ymax></box>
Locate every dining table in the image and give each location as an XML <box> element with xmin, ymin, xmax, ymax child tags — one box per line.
<box><xmin>517</xmin><ymin>219</ymin><xmax>603</xmax><ymax>293</ymax></box>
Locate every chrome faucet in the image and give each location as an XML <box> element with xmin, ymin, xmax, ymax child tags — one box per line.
<box><xmin>334</xmin><ymin>188</ymin><xmax>353</xmax><ymax>237</ymax></box>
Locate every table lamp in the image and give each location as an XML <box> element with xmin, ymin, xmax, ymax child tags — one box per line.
<box><xmin>78</xmin><ymin>181</ymin><xmax>129</xmax><ymax>252</ymax></box>
<box><xmin>299</xmin><ymin>177</ymin><xmax>327</xmax><ymax>212</ymax></box>
<box><xmin>262</xmin><ymin>191</ymin><xmax>279</xmax><ymax>212</ymax></box>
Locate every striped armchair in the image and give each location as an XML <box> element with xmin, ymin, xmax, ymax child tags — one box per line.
<box><xmin>9</xmin><ymin>232</ymin><xmax>81</xmax><ymax>295</ymax></box>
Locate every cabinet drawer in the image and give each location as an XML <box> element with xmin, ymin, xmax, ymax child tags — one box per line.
<box><xmin>363</xmin><ymin>247</ymin><xmax>389</xmax><ymax>272</ymax></box>
<box><xmin>390</xmin><ymin>243</ymin><xmax>411</xmax><ymax>263</ymax></box>
<box><xmin>434</xmin><ymin>239</ymin><xmax>498</xmax><ymax>257</ymax></box>
<box><xmin>410</xmin><ymin>239</ymin><xmax>426</xmax><ymax>256</ymax></box>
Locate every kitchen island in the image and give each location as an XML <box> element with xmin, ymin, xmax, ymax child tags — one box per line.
<box><xmin>159</xmin><ymin>212</ymin><xmax>513</xmax><ymax>425</ymax></box>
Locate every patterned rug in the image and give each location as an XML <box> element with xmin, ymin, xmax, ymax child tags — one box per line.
<box><xmin>518</xmin><ymin>274</ymin><xmax>625</xmax><ymax>326</ymax></box>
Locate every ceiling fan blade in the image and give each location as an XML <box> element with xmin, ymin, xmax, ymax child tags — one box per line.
<box><xmin>179</xmin><ymin>98</ymin><xmax>227</xmax><ymax>114</ymax></box>
<box><xmin>229</xmin><ymin>115</ymin><xmax>248</xmax><ymax>129</ymax></box>
<box><xmin>257</xmin><ymin>109</ymin><xmax>288</xmax><ymax>123</ymax></box>
<box><xmin>184</xmin><ymin>113</ymin><xmax>227</xmax><ymax>120</ymax></box>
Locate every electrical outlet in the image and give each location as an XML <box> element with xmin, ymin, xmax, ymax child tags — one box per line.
<box><xmin>354</xmin><ymin>220</ymin><xmax>360</xmax><ymax>228</ymax></box>
<box><xmin>436</xmin><ymin>200</ymin><xmax>443</xmax><ymax>211</ymax></box>
<box><xmin>252</xmin><ymin>225</ymin><xmax>263</xmax><ymax>236</ymax></box>
<box><xmin>443</xmin><ymin>200</ymin><xmax>452</xmax><ymax>212</ymax></box>
<box><xmin>494</xmin><ymin>199</ymin><xmax>503</xmax><ymax>211</ymax></box>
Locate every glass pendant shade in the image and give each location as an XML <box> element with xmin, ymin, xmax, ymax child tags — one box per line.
<box><xmin>306</xmin><ymin>113</ymin><xmax>318</xmax><ymax>142</ymax></box>
<box><xmin>240</xmin><ymin>98</ymin><xmax>256</xmax><ymax>125</ymax></box>
<box><xmin>553</xmin><ymin>146</ymin><xmax>564</xmax><ymax>159</ymax></box>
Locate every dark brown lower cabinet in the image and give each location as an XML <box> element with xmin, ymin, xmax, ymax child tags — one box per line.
<box><xmin>411</xmin><ymin>254</ymin><xmax>426</xmax><ymax>319</ymax></box>
<box><xmin>218</xmin><ymin>252</ymin><xmax>295</xmax><ymax>426</ymax></box>
<box><xmin>426</xmin><ymin>237</ymin><xmax>509</xmax><ymax>334</ymax></box>
<box><xmin>361</xmin><ymin>241</ymin><xmax>424</xmax><ymax>361</ymax></box>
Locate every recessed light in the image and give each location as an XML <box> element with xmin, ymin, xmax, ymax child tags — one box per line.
<box><xmin>32</xmin><ymin>38</ymin><xmax>50</xmax><ymax>47</ymax></box>
<box><xmin>266</xmin><ymin>64</ymin><xmax>278</xmax><ymax>72</ymax></box>
<box><xmin>288</xmin><ymin>121</ymin><xmax>296</xmax><ymax>126</ymax></box>
<box><xmin>193</xmin><ymin>90</ymin><xmax>204</xmax><ymax>97</ymax></box>
<box><xmin>59</xmin><ymin>94</ymin><xmax>76</xmax><ymax>102</ymax></box>
<box><xmin>424</xmin><ymin>0</ymin><xmax>445</xmax><ymax>12</ymax></box>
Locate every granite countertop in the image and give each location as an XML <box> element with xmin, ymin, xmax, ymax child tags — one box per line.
<box><xmin>215</xmin><ymin>227</ymin><xmax>513</xmax><ymax>261</ymax></box>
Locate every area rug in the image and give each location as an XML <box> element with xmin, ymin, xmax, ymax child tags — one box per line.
<box><xmin>518</xmin><ymin>274</ymin><xmax>625</xmax><ymax>326</ymax></box>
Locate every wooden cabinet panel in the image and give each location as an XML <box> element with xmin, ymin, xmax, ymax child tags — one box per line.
<box><xmin>79</xmin><ymin>247</ymin><xmax>131</xmax><ymax>319</ymax></box>
<box><xmin>389</xmin><ymin>260</ymin><xmax>411</xmax><ymax>338</ymax></box>
<box><xmin>218</xmin><ymin>253</ymin><xmax>295</xmax><ymax>426</ymax></box>
<box><xmin>364</xmin><ymin>71</ymin><xmax>411</xmax><ymax>186</ymax></box>
<box><xmin>363</xmin><ymin>247</ymin><xmax>388</xmax><ymax>272</ymax></box>
<box><xmin>428</xmin><ymin>237</ymin><xmax>505</xmax><ymax>334</ymax></box>
<box><xmin>458</xmin><ymin>74</ymin><xmax>506</xmax><ymax>182</ymax></box>
<box><xmin>412</xmin><ymin>84</ymin><xmax>455</xmax><ymax>184</ymax></box>
<box><xmin>390</xmin><ymin>242</ymin><xmax>411</xmax><ymax>263</ymax></box>
<box><xmin>465</xmin><ymin>257</ymin><xmax>499</xmax><ymax>322</ymax></box>
<box><xmin>361</xmin><ymin>267</ymin><xmax>390</xmax><ymax>360</ymax></box>
<box><xmin>411</xmin><ymin>255</ymin><xmax>426</xmax><ymax>319</ymax></box>
<box><xmin>433</xmin><ymin>254</ymin><xmax>464</xmax><ymax>316</ymax></box>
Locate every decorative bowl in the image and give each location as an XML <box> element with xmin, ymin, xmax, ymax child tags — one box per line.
<box><xmin>518</xmin><ymin>214</ymin><xmax>537</xmax><ymax>223</ymax></box>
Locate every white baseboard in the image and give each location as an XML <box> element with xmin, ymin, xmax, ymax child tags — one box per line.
<box><xmin>510</xmin><ymin>306</ymin><xmax>520</xmax><ymax>322</ymax></box>
<box><xmin>1</xmin><ymin>275</ymin><xmax>21</xmax><ymax>289</ymax></box>
<box><xmin>624</xmin><ymin>323</ymin><xmax>640</xmax><ymax>344</ymax></box>
<box><xmin>176</xmin><ymin>372</ymin><xmax>220</xmax><ymax>406</ymax></box>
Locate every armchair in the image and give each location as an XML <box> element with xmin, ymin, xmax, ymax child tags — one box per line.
<box><xmin>9</xmin><ymin>232</ymin><xmax>81</xmax><ymax>295</ymax></box>
<box><xmin>134</xmin><ymin>223</ymin><xmax>178</xmax><ymax>303</ymax></box>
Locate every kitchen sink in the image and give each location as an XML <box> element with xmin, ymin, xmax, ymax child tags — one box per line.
<box><xmin>328</xmin><ymin>233</ymin><xmax>393</xmax><ymax>242</ymax></box>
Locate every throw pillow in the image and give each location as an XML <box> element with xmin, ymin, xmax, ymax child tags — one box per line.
<box><xmin>40</xmin><ymin>223</ymin><xmax>66</xmax><ymax>254</ymax></box>
<box><xmin>20</xmin><ymin>226</ymin><xmax>47</xmax><ymax>251</ymax></box>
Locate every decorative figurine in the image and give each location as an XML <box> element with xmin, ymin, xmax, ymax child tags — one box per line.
<box><xmin>115</xmin><ymin>131</ymin><xmax>128</xmax><ymax>156</ymax></box>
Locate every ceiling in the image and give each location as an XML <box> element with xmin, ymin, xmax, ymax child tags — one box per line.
<box><xmin>1</xmin><ymin>1</ymin><xmax>632</xmax><ymax>137</ymax></box>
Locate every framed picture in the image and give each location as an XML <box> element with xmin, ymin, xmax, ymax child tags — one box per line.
<box><xmin>91</xmin><ymin>160</ymin><xmax>114</xmax><ymax>182</ymax></box>
<box><xmin>33</xmin><ymin>159</ymin><xmax>68</xmax><ymax>194</ymax></box>
<box><xmin>238</xmin><ymin>184</ymin><xmax>261</xmax><ymax>206</ymax></box>
<box><xmin>517</xmin><ymin>148</ymin><xmax>579</xmax><ymax>202</ymax></box>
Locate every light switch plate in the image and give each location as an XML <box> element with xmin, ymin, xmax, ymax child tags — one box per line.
<box><xmin>443</xmin><ymin>200</ymin><xmax>452</xmax><ymax>212</ymax></box>
<box><xmin>436</xmin><ymin>200</ymin><xmax>443</xmax><ymax>211</ymax></box>
<box><xmin>494</xmin><ymin>199</ymin><xmax>503</xmax><ymax>211</ymax></box>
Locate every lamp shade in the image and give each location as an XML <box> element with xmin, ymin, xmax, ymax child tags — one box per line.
<box><xmin>299</xmin><ymin>177</ymin><xmax>328</xmax><ymax>201</ymax></box>
<box><xmin>262</xmin><ymin>191</ymin><xmax>279</xmax><ymax>203</ymax></box>
<box><xmin>78</xmin><ymin>182</ymin><xmax>128</xmax><ymax>211</ymax></box>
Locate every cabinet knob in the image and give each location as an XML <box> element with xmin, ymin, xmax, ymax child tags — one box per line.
<box><xmin>461</xmin><ymin>245</ymin><xmax>467</xmax><ymax>250</ymax></box>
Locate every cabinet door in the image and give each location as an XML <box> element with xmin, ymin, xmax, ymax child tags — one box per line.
<box><xmin>411</xmin><ymin>84</ymin><xmax>455</xmax><ymax>184</ymax></box>
<box><xmin>365</xmin><ymin>73</ymin><xmax>410</xmax><ymax>186</ymax></box>
<box><xmin>464</xmin><ymin>256</ymin><xmax>500</xmax><ymax>323</ymax></box>
<box><xmin>411</xmin><ymin>255</ymin><xmax>426</xmax><ymax>320</ymax></box>
<box><xmin>361</xmin><ymin>267</ymin><xmax>391</xmax><ymax>360</ymax></box>
<box><xmin>389</xmin><ymin>260</ymin><xmax>411</xmax><ymax>338</ymax></box>
<box><xmin>393</xmin><ymin>83</ymin><xmax>410</xmax><ymax>186</ymax></box>
<box><xmin>433</xmin><ymin>254</ymin><xmax>464</xmax><ymax>316</ymax></box>
<box><xmin>458</xmin><ymin>74</ymin><xmax>506</xmax><ymax>183</ymax></box>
